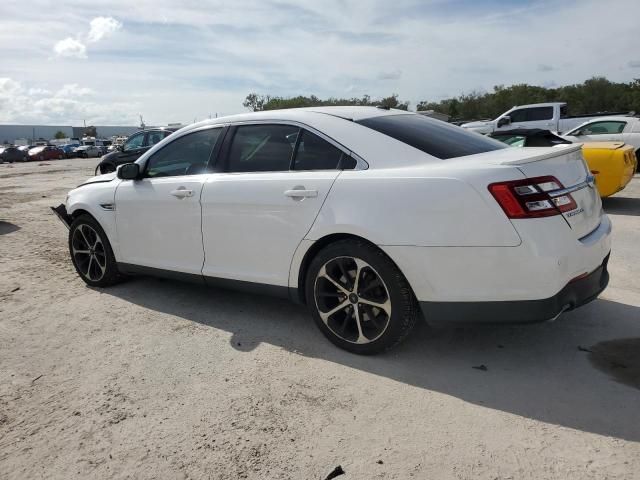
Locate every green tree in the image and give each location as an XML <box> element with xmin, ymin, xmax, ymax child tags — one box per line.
<box><xmin>416</xmin><ymin>77</ymin><xmax>639</xmax><ymax>121</ymax></box>
<box><xmin>243</xmin><ymin>93</ymin><xmax>271</xmax><ymax>111</ymax></box>
<box><xmin>246</xmin><ymin>93</ymin><xmax>410</xmax><ymax>111</ymax></box>
<box><xmin>84</xmin><ymin>125</ymin><xmax>97</xmax><ymax>137</ymax></box>
<box><xmin>54</xmin><ymin>130</ymin><xmax>66</xmax><ymax>139</ymax></box>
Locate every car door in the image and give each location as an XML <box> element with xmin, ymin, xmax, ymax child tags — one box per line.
<box><xmin>201</xmin><ymin>123</ymin><xmax>355</xmax><ymax>288</ymax></box>
<box><xmin>114</xmin><ymin>126</ymin><xmax>224</xmax><ymax>274</ymax></box>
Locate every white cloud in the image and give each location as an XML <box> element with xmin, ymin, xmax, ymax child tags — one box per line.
<box><xmin>0</xmin><ymin>77</ymin><xmax>138</xmax><ymax>125</ymax></box>
<box><xmin>377</xmin><ymin>70</ymin><xmax>403</xmax><ymax>80</ymax></box>
<box><xmin>87</xmin><ymin>16</ymin><xmax>122</xmax><ymax>43</ymax></box>
<box><xmin>52</xmin><ymin>16</ymin><xmax>121</xmax><ymax>60</ymax></box>
<box><xmin>53</xmin><ymin>37</ymin><xmax>87</xmax><ymax>59</ymax></box>
<box><xmin>27</xmin><ymin>88</ymin><xmax>52</xmax><ymax>96</ymax></box>
<box><xmin>56</xmin><ymin>84</ymin><xmax>94</xmax><ymax>98</ymax></box>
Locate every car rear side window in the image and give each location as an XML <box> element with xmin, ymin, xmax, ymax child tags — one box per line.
<box><xmin>356</xmin><ymin>114</ymin><xmax>507</xmax><ymax>159</ymax></box>
<box><xmin>227</xmin><ymin>124</ymin><xmax>299</xmax><ymax>172</ymax></box>
<box><xmin>293</xmin><ymin>130</ymin><xmax>345</xmax><ymax>170</ymax></box>
<box><xmin>145</xmin><ymin>128</ymin><xmax>222</xmax><ymax>178</ymax></box>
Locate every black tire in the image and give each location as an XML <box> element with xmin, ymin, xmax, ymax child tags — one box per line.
<box><xmin>68</xmin><ymin>214</ymin><xmax>121</xmax><ymax>288</ymax></box>
<box><xmin>305</xmin><ymin>239</ymin><xmax>419</xmax><ymax>355</ymax></box>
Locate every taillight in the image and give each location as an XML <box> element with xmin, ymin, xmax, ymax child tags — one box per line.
<box><xmin>488</xmin><ymin>175</ymin><xmax>577</xmax><ymax>219</ymax></box>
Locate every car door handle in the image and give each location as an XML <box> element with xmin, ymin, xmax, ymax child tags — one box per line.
<box><xmin>170</xmin><ymin>188</ymin><xmax>194</xmax><ymax>198</ymax></box>
<box><xmin>284</xmin><ymin>188</ymin><xmax>318</xmax><ymax>198</ymax></box>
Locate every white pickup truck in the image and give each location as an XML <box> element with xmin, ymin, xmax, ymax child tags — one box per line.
<box><xmin>461</xmin><ymin>102</ymin><xmax>631</xmax><ymax>135</ymax></box>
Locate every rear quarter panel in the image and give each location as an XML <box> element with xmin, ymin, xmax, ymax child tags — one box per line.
<box><xmin>306</xmin><ymin>164</ymin><xmax>523</xmax><ymax>247</ymax></box>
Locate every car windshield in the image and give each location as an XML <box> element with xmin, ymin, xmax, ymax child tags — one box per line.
<box><xmin>356</xmin><ymin>114</ymin><xmax>507</xmax><ymax>159</ymax></box>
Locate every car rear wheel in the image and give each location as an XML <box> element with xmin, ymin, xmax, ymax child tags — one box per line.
<box><xmin>58</xmin><ymin>154</ymin><xmax>64</xmax><ymax>160</ymax></box>
<box><xmin>305</xmin><ymin>239</ymin><xmax>419</xmax><ymax>354</ymax></box>
<box><xmin>69</xmin><ymin>215</ymin><xmax>121</xmax><ymax>288</ymax></box>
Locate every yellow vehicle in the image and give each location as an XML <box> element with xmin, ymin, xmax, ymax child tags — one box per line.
<box><xmin>581</xmin><ymin>142</ymin><xmax>637</xmax><ymax>198</ymax></box>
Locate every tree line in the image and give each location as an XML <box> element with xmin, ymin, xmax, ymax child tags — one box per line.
<box><xmin>243</xmin><ymin>77</ymin><xmax>640</xmax><ymax>121</ymax></box>
<box><xmin>243</xmin><ymin>93</ymin><xmax>409</xmax><ymax>112</ymax></box>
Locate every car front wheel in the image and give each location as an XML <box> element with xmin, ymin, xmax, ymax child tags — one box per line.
<box><xmin>69</xmin><ymin>215</ymin><xmax>121</xmax><ymax>287</ymax></box>
<box><xmin>305</xmin><ymin>239</ymin><xmax>419</xmax><ymax>354</ymax></box>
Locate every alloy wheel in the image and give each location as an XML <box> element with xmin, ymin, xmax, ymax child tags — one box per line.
<box><xmin>314</xmin><ymin>256</ymin><xmax>392</xmax><ymax>344</ymax></box>
<box><xmin>71</xmin><ymin>224</ymin><xmax>107</xmax><ymax>282</ymax></box>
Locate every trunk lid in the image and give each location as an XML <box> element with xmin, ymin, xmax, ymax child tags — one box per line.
<box><xmin>481</xmin><ymin>145</ymin><xmax>602</xmax><ymax>239</ymax></box>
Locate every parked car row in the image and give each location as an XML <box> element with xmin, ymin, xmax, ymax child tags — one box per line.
<box><xmin>460</xmin><ymin>102</ymin><xmax>640</xmax><ymax>173</ymax></box>
<box><xmin>0</xmin><ymin>143</ymin><xmax>113</xmax><ymax>163</ymax></box>
<box><xmin>461</xmin><ymin>102</ymin><xmax>632</xmax><ymax>135</ymax></box>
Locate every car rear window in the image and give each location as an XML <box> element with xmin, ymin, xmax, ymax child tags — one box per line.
<box><xmin>356</xmin><ymin>114</ymin><xmax>507</xmax><ymax>159</ymax></box>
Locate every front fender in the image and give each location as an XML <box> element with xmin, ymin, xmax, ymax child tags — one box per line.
<box><xmin>64</xmin><ymin>182</ymin><xmax>121</xmax><ymax>259</ymax></box>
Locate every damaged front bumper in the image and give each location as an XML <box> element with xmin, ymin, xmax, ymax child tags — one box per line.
<box><xmin>50</xmin><ymin>204</ymin><xmax>72</xmax><ymax>229</ymax></box>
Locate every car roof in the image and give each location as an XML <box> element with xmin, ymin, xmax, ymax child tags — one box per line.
<box><xmin>572</xmin><ymin>116</ymin><xmax>636</xmax><ymax>128</ymax></box>
<box><xmin>510</xmin><ymin>102</ymin><xmax>565</xmax><ymax>109</ymax></box>
<box><xmin>130</xmin><ymin>126</ymin><xmax>180</xmax><ymax>135</ymax></box>
<box><xmin>181</xmin><ymin>106</ymin><xmax>412</xmax><ymax>130</ymax></box>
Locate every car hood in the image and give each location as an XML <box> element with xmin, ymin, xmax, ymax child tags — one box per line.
<box><xmin>78</xmin><ymin>171</ymin><xmax>118</xmax><ymax>187</ymax></box>
<box><xmin>101</xmin><ymin>150</ymin><xmax>120</xmax><ymax>162</ymax></box>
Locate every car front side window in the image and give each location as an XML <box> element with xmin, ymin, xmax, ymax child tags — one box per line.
<box><xmin>145</xmin><ymin>128</ymin><xmax>222</xmax><ymax>178</ymax></box>
<box><xmin>227</xmin><ymin>124</ymin><xmax>299</xmax><ymax>173</ymax></box>
<box><xmin>123</xmin><ymin>133</ymin><xmax>145</xmax><ymax>152</ymax></box>
<box><xmin>508</xmin><ymin>109</ymin><xmax>527</xmax><ymax>123</ymax></box>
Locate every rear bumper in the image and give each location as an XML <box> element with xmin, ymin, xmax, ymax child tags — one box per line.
<box><xmin>50</xmin><ymin>204</ymin><xmax>72</xmax><ymax>229</ymax></box>
<box><xmin>419</xmin><ymin>253</ymin><xmax>609</xmax><ymax>324</ymax></box>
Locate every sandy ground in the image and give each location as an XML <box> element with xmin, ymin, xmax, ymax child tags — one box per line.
<box><xmin>1</xmin><ymin>158</ymin><xmax>639</xmax><ymax>480</ymax></box>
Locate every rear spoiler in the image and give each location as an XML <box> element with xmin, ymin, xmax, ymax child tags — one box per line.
<box><xmin>496</xmin><ymin>144</ymin><xmax>583</xmax><ymax>166</ymax></box>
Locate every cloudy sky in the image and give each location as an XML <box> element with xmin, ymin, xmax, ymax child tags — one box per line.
<box><xmin>1</xmin><ymin>0</ymin><xmax>639</xmax><ymax>126</ymax></box>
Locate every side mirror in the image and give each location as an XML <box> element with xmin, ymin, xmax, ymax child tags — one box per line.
<box><xmin>117</xmin><ymin>163</ymin><xmax>140</xmax><ymax>180</ymax></box>
<box><xmin>497</xmin><ymin>116</ymin><xmax>511</xmax><ymax>127</ymax></box>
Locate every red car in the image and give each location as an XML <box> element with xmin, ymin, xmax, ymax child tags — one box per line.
<box><xmin>27</xmin><ymin>145</ymin><xmax>65</xmax><ymax>161</ymax></box>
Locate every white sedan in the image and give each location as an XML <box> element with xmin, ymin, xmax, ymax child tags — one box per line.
<box><xmin>562</xmin><ymin>116</ymin><xmax>640</xmax><ymax>168</ymax></box>
<box><xmin>52</xmin><ymin>107</ymin><xmax>611</xmax><ymax>354</ymax></box>
<box><xmin>74</xmin><ymin>145</ymin><xmax>103</xmax><ymax>158</ymax></box>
